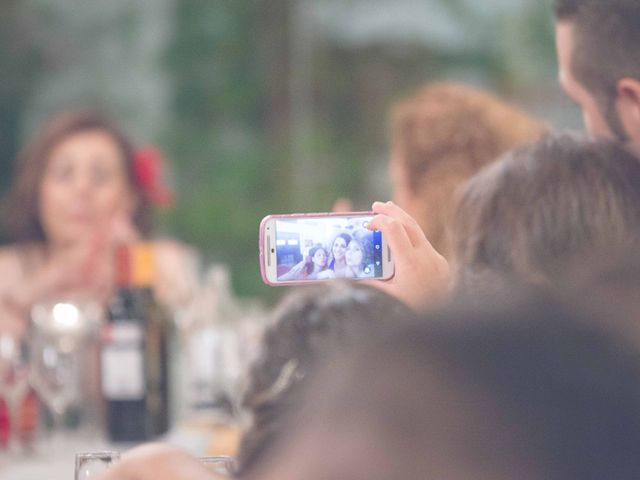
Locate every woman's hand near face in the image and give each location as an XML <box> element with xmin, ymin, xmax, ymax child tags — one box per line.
<box><xmin>0</xmin><ymin>245</ymin><xmax>101</xmax><ymax>337</ymax></box>
<box><xmin>0</xmin><ymin>244</ymin><xmax>101</xmax><ymax>337</ymax></box>
<box><xmin>95</xmin><ymin>444</ymin><xmax>221</xmax><ymax>480</ymax></box>
<box><xmin>77</xmin><ymin>212</ymin><xmax>139</xmax><ymax>297</ymax></box>
<box><xmin>277</xmin><ymin>257</ymin><xmax>309</xmax><ymax>282</ymax></box>
<box><xmin>4</xmin><ymin>212</ymin><xmax>140</xmax><ymax>321</ymax></box>
<box><xmin>290</xmin><ymin>259</ymin><xmax>308</xmax><ymax>277</ymax></box>
<box><xmin>367</xmin><ymin>201</ymin><xmax>451</xmax><ymax>311</ymax></box>
<box><xmin>42</xmin><ymin>212</ymin><xmax>139</xmax><ymax>299</ymax></box>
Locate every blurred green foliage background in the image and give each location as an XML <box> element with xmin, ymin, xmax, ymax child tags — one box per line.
<box><xmin>0</xmin><ymin>0</ymin><xmax>579</xmax><ymax>300</ymax></box>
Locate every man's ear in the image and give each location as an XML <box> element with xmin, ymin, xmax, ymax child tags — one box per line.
<box><xmin>616</xmin><ymin>78</ymin><xmax>640</xmax><ymax>144</ymax></box>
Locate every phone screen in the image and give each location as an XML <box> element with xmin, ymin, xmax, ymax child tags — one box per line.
<box><xmin>273</xmin><ymin>215</ymin><xmax>384</xmax><ymax>281</ymax></box>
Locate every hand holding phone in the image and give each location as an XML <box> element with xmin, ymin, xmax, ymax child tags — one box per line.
<box><xmin>260</xmin><ymin>212</ymin><xmax>394</xmax><ymax>285</ymax></box>
<box><xmin>367</xmin><ymin>201</ymin><xmax>451</xmax><ymax>311</ymax></box>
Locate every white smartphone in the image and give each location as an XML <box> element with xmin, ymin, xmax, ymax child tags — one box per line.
<box><xmin>260</xmin><ymin>212</ymin><xmax>394</xmax><ymax>285</ymax></box>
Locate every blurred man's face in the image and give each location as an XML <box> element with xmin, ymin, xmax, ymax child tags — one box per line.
<box><xmin>555</xmin><ymin>22</ymin><xmax>617</xmax><ymax>139</ymax></box>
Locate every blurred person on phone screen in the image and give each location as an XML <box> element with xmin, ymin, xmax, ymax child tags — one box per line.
<box><xmin>278</xmin><ymin>245</ymin><xmax>329</xmax><ymax>281</ymax></box>
<box><xmin>344</xmin><ymin>236</ymin><xmax>374</xmax><ymax>279</ymax></box>
<box><xmin>318</xmin><ymin>233</ymin><xmax>352</xmax><ymax>279</ymax></box>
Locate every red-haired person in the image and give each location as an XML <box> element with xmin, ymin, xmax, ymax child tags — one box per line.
<box><xmin>390</xmin><ymin>82</ymin><xmax>546</xmax><ymax>259</ymax></box>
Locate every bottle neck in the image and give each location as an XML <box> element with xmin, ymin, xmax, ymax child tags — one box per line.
<box><xmin>131</xmin><ymin>243</ymin><xmax>154</xmax><ymax>290</ymax></box>
<box><xmin>114</xmin><ymin>243</ymin><xmax>155</xmax><ymax>290</ymax></box>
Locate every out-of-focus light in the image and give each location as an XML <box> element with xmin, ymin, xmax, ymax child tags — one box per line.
<box><xmin>0</xmin><ymin>336</ymin><xmax>16</xmax><ymax>357</ymax></box>
<box><xmin>52</xmin><ymin>303</ymin><xmax>80</xmax><ymax>329</ymax></box>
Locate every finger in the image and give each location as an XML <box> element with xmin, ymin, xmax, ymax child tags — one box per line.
<box><xmin>361</xmin><ymin>278</ymin><xmax>393</xmax><ymax>289</ymax></box>
<box><xmin>367</xmin><ymin>214</ymin><xmax>413</xmax><ymax>263</ymax></box>
<box><xmin>332</xmin><ymin>197</ymin><xmax>353</xmax><ymax>213</ymax></box>
<box><xmin>110</xmin><ymin>215</ymin><xmax>140</xmax><ymax>245</ymax></box>
<box><xmin>78</xmin><ymin>235</ymin><xmax>108</xmax><ymax>286</ymax></box>
<box><xmin>372</xmin><ymin>201</ymin><xmax>429</xmax><ymax>249</ymax></box>
<box><xmin>99</xmin><ymin>211</ymin><xmax>139</xmax><ymax>247</ymax></box>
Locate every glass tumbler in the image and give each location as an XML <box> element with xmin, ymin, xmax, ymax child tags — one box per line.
<box><xmin>75</xmin><ymin>451</ymin><xmax>120</xmax><ymax>479</ymax></box>
<box><xmin>199</xmin><ymin>455</ymin><xmax>236</xmax><ymax>476</ymax></box>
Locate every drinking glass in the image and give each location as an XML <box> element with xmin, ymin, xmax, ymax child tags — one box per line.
<box><xmin>29</xmin><ymin>330</ymin><xmax>82</xmax><ymax>442</ymax></box>
<box><xmin>0</xmin><ymin>333</ymin><xmax>31</xmax><ymax>453</ymax></box>
<box><xmin>30</xmin><ymin>301</ymin><xmax>100</xmax><ymax>446</ymax></box>
<box><xmin>75</xmin><ymin>451</ymin><xmax>120</xmax><ymax>479</ymax></box>
<box><xmin>199</xmin><ymin>456</ymin><xmax>235</xmax><ymax>476</ymax></box>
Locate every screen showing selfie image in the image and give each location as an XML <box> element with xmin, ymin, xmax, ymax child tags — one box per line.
<box><xmin>275</xmin><ymin>216</ymin><xmax>383</xmax><ymax>281</ymax></box>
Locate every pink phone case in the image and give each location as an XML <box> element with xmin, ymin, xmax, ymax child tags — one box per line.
<box><xmin>259</xmin><ymin>211</ymin><xmax>377</xmax><ymax>286</ymax></box>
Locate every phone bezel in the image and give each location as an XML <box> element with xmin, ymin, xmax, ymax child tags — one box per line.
<box><xmin>259</xmin><ymin>212</ymin><xmax>394</xmax><ymax>285</ymax></box>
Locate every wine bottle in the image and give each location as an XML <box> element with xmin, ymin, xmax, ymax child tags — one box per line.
<box><xmin>131</xmin><ymin>243</ymin><xmax>171</xmax><ymax>437</ymax></box>
<box><xmin>102</xmin><ymin>244</ymin><xmax>172</xmax><ymax>442</ymax></box>
<box><xmin>102</xmin><ymin>245</ymin><xmax>147</xmax><ymax>442</ymax></box>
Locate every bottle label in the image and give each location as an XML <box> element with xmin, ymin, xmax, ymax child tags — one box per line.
<box><xmin>101</xmin><ymin>323</ymin><xmax>145</xmax><ymax>400</ymax></box>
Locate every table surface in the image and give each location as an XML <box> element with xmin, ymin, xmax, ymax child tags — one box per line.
<box><xmin>0</xmin><ymin>425</ymin><xmax>219</xmax><ymax>480</ymax></box>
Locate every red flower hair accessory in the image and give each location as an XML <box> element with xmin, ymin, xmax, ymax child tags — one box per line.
<box><xmin>134</xmin><ymin>146</ymin><xmax>174</xmax><ymax>208</ymax></box>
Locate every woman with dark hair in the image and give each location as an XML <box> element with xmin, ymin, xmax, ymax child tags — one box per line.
<box><xmin>317</xmin><ymin>233</ymin><xmax>352</xmax><ymax>279</ymax></box>
<box><xmin>344</xmin><ymin>235</ymin><xmax>374</xmax><ymax>279</ymax></box>
<box><xmin>236</xmin><ymin>282</ymin><xmax>413</xmax><ymax>475</ymax></box>
<box><xmin>0</xmin><ymin>110</ymin><xmax>196</xmax><ymax>335</ymax></box>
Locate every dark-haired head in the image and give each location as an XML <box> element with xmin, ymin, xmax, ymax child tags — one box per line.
<box><xmin>2</xmin><ymin>109</ymin><xmax>152</xmax><ymax>244</ymax></box>
<box><xmin>554</xmin><ymin>0</ymin><xmax>640</xmax><ymax>142</ymax></box>
<box><xmin>332</xmin><ymin>233</ymin><xmax>352</xmax><ymax>248</ymax></box>
<box><xmin>452</xmin><ymin>133</ymin><xmax>640</xmax><ymax>295</ymax></box>
<box><xmin>345</xmin><ymin>233</ymin><xmax>374</xmax><ymax>272</ymax></box>
<box><xmin>236</xmin><ymin>282</ymin><xmax>414</xmax><ymax>475</ymax></box>
<box><xmin>254</xmin><ymin>294</ymin><xmax>640</xmax><ymax>480</ymax></box>
<box><xmin>329</xmin><ymin>233</ymin><xmax>352</xmax><ymax>267</ymax></box>
<box><xmin>305</xmin><ymin>245</ymin><xmax>328</xmax><ymax>275</ymax></box>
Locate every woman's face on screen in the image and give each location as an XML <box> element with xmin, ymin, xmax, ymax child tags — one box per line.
<box><xmin>312</xmin><ymin>248</ymin><xmax>328</xmax><ymax>268</ymax></box>
<box><xmin>345</xmin><ymin>240</ymin><xmax>364</xmax><ymax>267</ymax></box>
<box><xmin>332</xmin><ymin>237</ymin><xmax>348</xmax><ymax>261</ymax></box>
